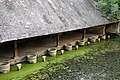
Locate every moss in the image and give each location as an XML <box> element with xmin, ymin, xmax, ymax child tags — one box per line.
<box><xmin>0</xmin><ymin>37</ymin><xmax>120</xmax><ymax>80</ymax></box>
<box><xmin>0</xmin><ymin>47</ymin><xmax>89</xmax><ymax>80</ymax></box>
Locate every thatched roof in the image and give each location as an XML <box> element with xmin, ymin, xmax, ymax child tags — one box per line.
<box><xmin>0</xmin><ymin>0</ymin><xmax>109</xmax><ymax>43</ymax></box>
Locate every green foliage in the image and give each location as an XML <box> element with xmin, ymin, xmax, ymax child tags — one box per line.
<box><xmin>96</xmin><ymin>0</ymin><xmax>120</xmax><ymax>21</ymax></box>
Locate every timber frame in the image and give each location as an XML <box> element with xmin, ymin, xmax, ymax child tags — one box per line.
<box><xmin>82</xmin><ymin>29</ymin><xmax>86</xmax><ymax>40</ymax></box>
<box><xmin>13</xmin><ymin>41</ymin><xmax>18</xmax><ymax>59</ymax></box>
<box><xmin>56</xmin><ymin>33</ymin><xmax>60</xmax><ymax>47</ymax></box>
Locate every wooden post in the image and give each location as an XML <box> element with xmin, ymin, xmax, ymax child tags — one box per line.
<box><xmin>103</xmin><ymin>25</ymin><xmax>106</xmax><ymax>35</ymax></box>
<box><xmin>56</xmin><ymin>33</ymin><xmax>60</xmax><ymax>47</ymax></box>
<box><xmin>13</xmin><ymin>41</ymin><xmax>18</xmax><ymax>59</ymax></box>
<box><xmin>116</xmin><ymin>22</ymin><xmax>119</xmax><ymax>33</ymax></box>
<box><xmin>82</xmin><ymin>29</ymin><xmax>86</xmax><ymax>40</ymax></box>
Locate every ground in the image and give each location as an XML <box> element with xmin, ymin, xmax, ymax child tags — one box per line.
<box><xmin>22</xmin><ymin>36</ymin><xmax>120</xmax><ymax>80</ymax></box>
<box><xmin>0</xmin><ymin>34</ymin><xmax>119</xmax><ymax>80</ymax></box>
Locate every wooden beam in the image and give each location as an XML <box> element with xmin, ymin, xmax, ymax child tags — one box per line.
<box><xmin>56</xmin><ymin>33</ymin><xmax>60</xmax><ymax>47</ymax></box>
<box><xmin>13</xmin><ymin>41</ymin><xmax>18</xmax><ymax>59</ymax></box>
<box><xmin>82</xmin><ymin>29</ymin><xmax>86</xmax><ymax>40</ymax></box>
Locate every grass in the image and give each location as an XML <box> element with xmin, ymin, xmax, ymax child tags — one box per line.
<box><xmin>0</xmin><ymin>36</ymin><xmax>120</xmax><ymax>80</ymax></box>
<box><xmin>0</xmin><ymin>46</ymin><xmax>90</xmax><ymax>80</ymax></box>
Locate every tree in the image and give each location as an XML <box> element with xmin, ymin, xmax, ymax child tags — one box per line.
<box><xmin>96</xmin><ymin>0</ymin><xmax>120</xmax><ymax>21</ymax></box>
